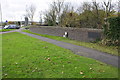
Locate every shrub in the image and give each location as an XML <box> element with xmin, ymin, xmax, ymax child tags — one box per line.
<box><xmin>103</xmin><ymin>16</ymin><xmax>120</xmax><ymax>46</ymax></box>
<box><xmin>108</xmin><ymin>17</ymin><xmax>120</xmax><ymax>41</ymax></box>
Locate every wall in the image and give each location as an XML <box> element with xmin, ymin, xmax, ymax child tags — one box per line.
<box><xmin>30</xmin><ymin>26</ymin><xmax>103</xmax><ymax>42</ymax></box>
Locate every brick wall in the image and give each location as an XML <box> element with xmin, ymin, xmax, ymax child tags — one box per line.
<box><xmin>30</xmin><ymin>26</ymin><xmax>103</xmax><ymax>42</ymax></box>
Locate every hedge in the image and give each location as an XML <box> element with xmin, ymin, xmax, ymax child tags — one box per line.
<box><xmin>108</xmin><ymin>16</ymin><xmax>120</xmax><ymax>41</ymax></box>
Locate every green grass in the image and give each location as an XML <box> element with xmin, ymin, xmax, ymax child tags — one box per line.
<box><xmin>0</xmin><ymin>29</ymin><xmax>16</xmax><ymax>32</ymax></box>
<box><xmin>2</xmin><ymin>32</ymin><xmax>118</xmax><ymax>78</ymax></box>
<box><xmin>22</xmin><ymin>30</ymin><xmax>118</xmax><ymax>56</ymax></box>
<box><xmin>0</xmin><ymin>33</ymin><xmax>2</xmax><ymax>79</ymax></box>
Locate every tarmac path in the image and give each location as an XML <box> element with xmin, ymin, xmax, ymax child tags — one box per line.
<box><xmin>1</xmin><ymin>29</ymin><xmax>119</xmax><ymax>68</ymax></box>
<box><xmin>18</xmin><ymin>31</ymin><xmax>119</xmax><ymax>68</ymax></box>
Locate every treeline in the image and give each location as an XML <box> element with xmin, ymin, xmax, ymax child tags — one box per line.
<box><xmin>43</xmin><ymin>0</ymin><xmax>119</xmax><ymax>29</ymax></box>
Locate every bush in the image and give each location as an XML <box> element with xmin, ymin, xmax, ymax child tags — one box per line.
<box><xmin>108</xmin><ymin>17</ymin><xmax>120</xmax><ymax>42</ymax></box>
<box><xmin>103</xmin><ymin>16</ymin><xmax>120</xmax><ymax>46</ymax></box>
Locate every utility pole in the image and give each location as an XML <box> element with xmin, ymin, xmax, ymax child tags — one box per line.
<box><xmin>0</xmin><ymin>3</ymin><xmax>2</xmax><ymax>27</ymax></box>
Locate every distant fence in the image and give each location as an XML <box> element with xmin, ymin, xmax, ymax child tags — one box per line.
<box><xmin>30</xmin><ymin>26</ymin><xmax>103</xmax><ymax>42</ymax></box>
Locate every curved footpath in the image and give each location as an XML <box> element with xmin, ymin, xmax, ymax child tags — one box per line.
<box><xmin>0</xmin><ymin>30</ymin><xmax>18</xmax><ymax>34</ymax></box>
<box><xmin>1</xmin><ymin>29</ymin><xmax>119</xmax><ymax>68</ymax></box>
<box><xmin>18</xmin><ymin>31</ymin><xmax>119</xmax><ymax>68</ymax></box>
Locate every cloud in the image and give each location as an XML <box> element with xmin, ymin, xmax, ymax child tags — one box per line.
<box><xmin>1</xmin><ymin>0</ymin><xmax>118</xmax><ymax>21</ymax></box>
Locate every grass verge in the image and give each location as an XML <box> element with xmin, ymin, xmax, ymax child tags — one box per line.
<box><xmin>2</xmin><ymin>32</ymin><xmax>118</xmax><ymax>78</ymax></box>
<box><xmin>0</xmin><ymin>33</ymin><xmax>2</xmax><ymax>79</ymax></box>
<box><xmin>0</xmin><ymin>29</ymin><xmax>16</xmax><ymax>32</ymax></box>
<box><xmin>22</xmin><ymin>30</ymin><xmax>118</xmax><ymax>56</ymax></box>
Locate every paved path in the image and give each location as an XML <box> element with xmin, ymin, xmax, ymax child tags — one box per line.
<box><xmin>0</xmin><ymin>28</ymin><xmax>25</xmax><ymax>34</ymax></box>
<box><xmin>17</xmin><ymin>31</ymin><xmax>119</xmax><ymax>68</ymax></box>
<box><xmin>1</xmin><ymin>29</ymin><xmax>119</xmax><ymax>68</ymax></box>
<box><xmin>0</xmin><ymin>30</ymin><xmax>18</xmax><ymax>34</ymax></box>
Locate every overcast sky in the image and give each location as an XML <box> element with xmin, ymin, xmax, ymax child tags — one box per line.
<box><xmin>0</xmin><ymin>0</ymin><xmax>118</xmax><ymax>22</ymax></box>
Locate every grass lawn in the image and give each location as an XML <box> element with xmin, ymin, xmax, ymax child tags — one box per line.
<box><xmin>0</xmin><ymin>33</ymin><xmax>1</xmax><ymax>79</ymax></box>
<box><xmin>0</xmin><ymin>29</ymin><xmax>16</xmax><ymax>32</ymax></box>
<box><xmin>22</xmin><ymin>30</ymin><xmax>118</xmax><ymax>56</ymax></box>
<box><xmin>2</xmin><ymin>32</ymin><xmax>118</xmax><ymax>78</ymax></box>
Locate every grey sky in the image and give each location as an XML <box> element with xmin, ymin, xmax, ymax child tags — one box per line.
<box><xmin>0</xmin><ymin>0</ymin><xmax>118</xmax><ymax>22</ymax></box>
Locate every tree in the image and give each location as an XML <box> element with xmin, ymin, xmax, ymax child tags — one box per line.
<box><xmin>101</xmin><ymin>0</ymin><xmax>115</xmax><ymax>37</ymax></box>
<box><xmin>79</xmin><ymin>10</ymin><xmax>94</xmax><ymax>28</ymax></box>
<box><xmin>25</xmin><ymin>4</ymin><xmax>36</xmax><ymax>25</ymax></box>
<box><xmin>77</xmin><ymin>6</ymin><xmax>83</xmax><ymax>14</ymax></box>
<box><xmin>43</xmin><ymin>0</ymin><xmax>117</xmax><ymax>29</ymax></box>
<box><xmin>102</xmin><ymin>0</ymin><xmax>114</xmax><ymax>18</ymax></box>
<box><xmin>43</xmin><ymin>0</ymin><xmax>65</xmax><ymax>26</ymax></box>
<box><xmin>39</xmin><ymin>11</ymin><xmax>43</xmax><ymax>25</ymax></box>
<box><xmin>117</xmin><ymin>0</ymin><xmax>120</xmax><ymax>16</ymax></box>
<box><xmin>60</xmin><ymin>3</ymin><xmax>78</xmax><ymax>27</ymax></box>
<box><xmin>92</xmin><ymin>1</ymin><xmax>101</xmax><ymax>28</ymax></box>
<box><xmin>44</xmin><ymin>9</ymin><xmax>56</xmax><ymax>26</ymax></box>
<box><xmin>82</xmin><ymin>2</ymin><xmax>92</xmax><ymax>12</ymax></box>
<box><xmin>60</xmin><ymin>3</ymin><xmax>70</xmax><ymax>27</ymax></box>
<box><xmin>48</xmin><ymin>0</ymin><xmax>64</xmax><ymax>26</ymax></box>
<box><xmin>78</xmin><ymin>2</ymin><xmax>94</xmax><ymax>28</ymax></box>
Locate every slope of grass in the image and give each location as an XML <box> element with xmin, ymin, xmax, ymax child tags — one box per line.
<box><xmin>2</xmin><ymin>32</ymin><xmax>118</xmax><ymax>78</ymax></box>
<box><xmin>22</xmin><ymin>30</ymin><xmax>118</xmax><ymax>56</ymax></box>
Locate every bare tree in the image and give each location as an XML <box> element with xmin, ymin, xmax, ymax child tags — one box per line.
<box><xmin>60</xmin><ymin>3</ymin><xmax>72</xmax><ymax>27</ymax></box>
<box><xmin>44</xmin><ymin>0</ymin><xmax>64</xmax><ymax>26</ymax></box>
<box><xmin>77</xmin><ymin>6</ymin><xmax>83</xmax><ymax>14</ymax></box>
<box><xmin>102</xmin><ymin>0</ymin><xmax>114</xmax><ymax>17</ymax></box>
<box><xmin>82</xmin><ymin>2</ymin><xmax>92</xmax><ymax>12</ymax></box>
<box><xmin>92</xmin><ymin>0</ymin><xmax>101</xmax><ymax>28</ymax></box>
<box><xmin>92</xmin><ymin>1</ymin><xmax>99</xmax><ymax>15</ymax></box>
<box><xmin>26</xmin><ymin>4</ymin><xmax>36</xmax><ymax>24</ymax></box>
<box><xmin>43</xmin><ymin>8</ymin><xmax>56</xmax><ymax>26</ymax></box>
<box><xmin>39</xmin><ymin>11</ymin><xmax>43</xmax><ymax>25</ymax></box>
<box><xmin>118</xmin><ymin>0</ymin><xmax>120</xmax><ymax>16</ymax></box>
<box><xmin>53</xmin><ymin>0</ymin><xmax>64</xmax><ymax>25</ymax></box>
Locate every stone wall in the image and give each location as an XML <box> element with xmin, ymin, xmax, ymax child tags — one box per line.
<box><xmin>30</xmin><ymin>26</ymin><xmax>103</xmax><ymax>42</ymax></box>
